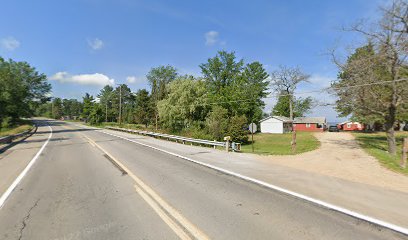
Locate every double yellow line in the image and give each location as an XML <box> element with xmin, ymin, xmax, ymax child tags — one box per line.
<box><xmin>81</xmin><ymin>133</ymin><xmax>210</xmax><ymax>240</ymax></box>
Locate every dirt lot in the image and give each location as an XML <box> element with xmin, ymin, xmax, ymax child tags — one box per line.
<box><xmin>256</xmin><ymin>132</ymin><xmax>408</xmax><ymax>193</ymax></box>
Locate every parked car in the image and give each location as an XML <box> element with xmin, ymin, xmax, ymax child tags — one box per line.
<box><xmin>328</xmin><ymin>125</ymin><xmax>339</xmax><ymax>132</ymax></box>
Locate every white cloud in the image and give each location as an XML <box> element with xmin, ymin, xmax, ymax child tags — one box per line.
<box><xmin>49</xmin><ymin>72</ymin><xmax>115</xmax><ymax>86</ymax></box>
<box><xmin>1</xmin><ymin>36</ymin><xmax>20</xmax><ymax>51</ymax></box>
<box><xmin>126</xmin><ymin>75</ymin><xmax>147</xmax><ymax>84</ymax></box>
<box><xmin>126</xmin><ymin>76</ymin><xmax>137</xmax><ymax>84</ymax></box>
<box><xmin>205</xmin><ymin>31</ymin><xmax>219</xmax><ymax>46</ymax></box>
<box><xmin>87</xmin><ymin>38</ymin><xmax>104</xmax><ymax>50</ymax></box>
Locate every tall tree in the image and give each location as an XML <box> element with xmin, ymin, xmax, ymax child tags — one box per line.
<box><xmin>98</xmin><ymin>85</ymin><xmax>114</xmax><ymax>122</ymax></box>
<box><xmin>332</xmin><ymin>0</ymin><xmax>408</xmax><ymax>155</ymax></box>
<box><xmin>134</xmin><ymin>89</ymin><xmax>153</xmax><ymax>127</ymax></box>
<box><xmin>111</xmin><ymin>84</ymin><xmax>132</xmax><ymax>124</ymax></box>
<box><xmin>147</xmin><ymin>65</ymin><xmax>178</xmax><ymax>129</ymax></box>
<box><xmin>200</xmin><ymin>51</ymin><xmax>244</xmax><ymax>93</ymax></box>
<box><xmin>234</xmin><ymin>61</ymin><xmax>270</xmax><ymax>123</ymax></box>
<box><xmin>0</xmin><ymin>57</ymin><xmax>51</xmax><ymax>124</ymax></box>
<box><xmin>200</xmin><ymin>51</ymin><xmax>269</xmax><ymax>124</ymax></box>
<box><xmin>270</xmin><ymin>65</ymin><xmax>310</xmax><ymax>121</ymax></box>
<box><xmin>81</xmin><ymin>93</ymin><xmax>94</xmax><ymax>121</ymax></box>
<box><xmin>272</xmin><ymin>95</ymin><xmax>313</xmax><ymax>118</ymax></box>
<box><xmin>157</xmin><ymin>76</ymin><xmax>209</xmax><ymax>132</ymax></box>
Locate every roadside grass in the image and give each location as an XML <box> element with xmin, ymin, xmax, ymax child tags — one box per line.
<box><xmin>353</xmin><ymin>132</ymin><xmax>408</xmax><ymax>175</ymax></box>
<box><xmin>0</xmin><ymin>120</ymin><xmax>33</xmax><ymax>137</ymax></box>
<box><xmin>241</xmin><ymin>132</ymin><xmax>320</xmax><ymax>155</ymax></box>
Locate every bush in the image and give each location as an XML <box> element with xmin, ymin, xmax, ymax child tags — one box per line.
<box><xmin>206</xmin><ymin>106</ymin><xmax>229</xmax><ymax>141</ymax></box>
<box><xmin>227</xmin><ymin>115</ymin><xmax>248</xmax><ymax>143</ymax></box>
<box><xmin>1</xmin><ymin>117</ymin><xmax>13</xmax><ymax>129</ymax></box>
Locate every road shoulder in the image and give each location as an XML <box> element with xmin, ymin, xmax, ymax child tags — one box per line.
<box><xmin>100</xmin><ymin>127</ymin><xmax>408</xmax><ymax>230</ymax></box>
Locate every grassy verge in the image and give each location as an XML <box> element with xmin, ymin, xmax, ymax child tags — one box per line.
<box><xmin>0</xmin><ymin>120</ymin><xmax>33</xmax><ymax>137</ymax></box>
<box><xmin>241</xmin><ymin>132</ymin><xmax>320</xmax><ymax>155</ymax></box>
<box><xmin>353</xmin><ymin>132</ymin><xmax>408</xmax><ymax>175</ymax></box>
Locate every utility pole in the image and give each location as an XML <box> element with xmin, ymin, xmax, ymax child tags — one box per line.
<box><xmin>51</xmin><ymin>97</ymin><xmax>54</xmax><ymax>119</ymax></box>
<box><xmin>119</xmin><ymin>84</ymin><xmax>122</xmax><ymax>125</ymax></box>
<box><xmin>105</xmin><ymin>102</ymin><xmax>108</xmax><ymax>122</ymax></box>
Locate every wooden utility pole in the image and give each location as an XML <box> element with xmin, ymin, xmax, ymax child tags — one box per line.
<box><xmin>251</xmin><ymin>131</ymin><xmax>254</xmax><ymax>153</ymax></box>
<box><xmin>105</xmin><ymin>103</ymin><xmax>108</xmax><ymax>122</ymax></box>
<box><xmin>119</xmin><ymin>85</ymin><xmax>122</xmax><ymax>125</ymax></box>
<box><xmin>291</xmin><ymin>130</ymin><xmax>297</xmax><ymax>153</ymax></box>
<box><xmin>401</xmin><ymin>138</ymin><xmax>408</xmax><ymax>169</ymax></box>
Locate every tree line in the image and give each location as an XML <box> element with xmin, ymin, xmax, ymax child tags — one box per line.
<box><xmin>0</xmin><ymin>57</ymin><xmax>50</xmax><ymax>130</ymax></box>
<box><xmin>37</xmin><ymin>51</ymin><xmax>274</xmax><ymax>143</ymax></box>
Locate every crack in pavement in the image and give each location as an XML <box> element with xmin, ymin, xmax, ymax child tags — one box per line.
<box><xmin>17</xmin><ymin>199</ymin><xmax>40</xmax><ymax>240</ymax></box>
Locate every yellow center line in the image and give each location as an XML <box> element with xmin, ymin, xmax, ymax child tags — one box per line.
<box><xmin>77</xmin><ymin>131</ymin><xmax>209</xmax><ymax>240</ymax></box>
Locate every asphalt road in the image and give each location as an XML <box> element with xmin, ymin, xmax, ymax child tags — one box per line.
<box><xmin>0</xmin><ymin>119</ymin><xmax>406</xmax><ymax>240</ymax></box>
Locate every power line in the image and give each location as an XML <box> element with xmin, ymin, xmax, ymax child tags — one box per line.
<box><xmin>199</xmin><ymin>78</ymin><xmax>408</xmax><ymax>107</ymax></box>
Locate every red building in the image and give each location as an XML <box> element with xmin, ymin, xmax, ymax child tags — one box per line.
<box><xmin>337</xmin><ymin>121</ymin><xmax>364</xmax><ymax>131</ymax></box>
<box><xmin>293</xmin><ymin>117</ymin><xmax>327</xmax><ymax>132</ymax></box>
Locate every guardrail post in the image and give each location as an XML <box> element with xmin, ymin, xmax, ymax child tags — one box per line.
<box><xmin>213</xmin><ymin>140</ymin><xmax>216</xmax><ymax>149</ymax></box>
<box><xmin>401</xmin><ymin>137</ymin><xmax>408</xmax><ymax>169</ymax></box>
<box><xmin>226</xmin><ymin>139</ymin><xmax>229</xmax><ymax>152</ymax></box>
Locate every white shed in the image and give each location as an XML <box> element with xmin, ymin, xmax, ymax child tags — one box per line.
<box><xmin>260</xmin><ymin>116</ymin><xmax>292</xmax><ymax>134</ymax></box>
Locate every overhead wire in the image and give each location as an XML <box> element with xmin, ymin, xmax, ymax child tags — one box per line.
<box><xmin>197</xmin><ymin>78</ymin><xmax>408</xmax><ymax>107</ymax></box>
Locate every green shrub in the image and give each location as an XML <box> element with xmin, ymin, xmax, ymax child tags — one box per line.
<box><xmin>1</xmin><ymin>117</ymin><xmax>13</xmax><ymax>129</ymax></box>
<box><xmin>227</xmin><ymin>115</ymin><xmax>248</xmax><ymax>143</ymax></box>
<box><xmin>206</xmin><ymin>106</ymin><xmax>229</xmax><ymax>141</ymax></box>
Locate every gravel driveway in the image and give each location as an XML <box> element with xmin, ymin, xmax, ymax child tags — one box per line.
<box><xmin>257</xmin><ymin>132</ymin><xmax>408</xmax><ymax>193</ymax></box>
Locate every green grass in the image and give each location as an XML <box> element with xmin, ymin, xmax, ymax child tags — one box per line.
<box><xmin>0</xmin><ymin>120</ymin><xmax>33</xmax><ymax>137</ymax></box>
<box><xmin>241</xmin><ymin>132</ymin><xmax>320</xmax><ymax>155</ymax></box>
<box><xmin>353</xmin><ymin>132</ymin><xmax>408</xmax><ymax>175</ymax></box>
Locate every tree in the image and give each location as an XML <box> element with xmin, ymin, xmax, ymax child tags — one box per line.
<box><xmin>61</xmin><ymin>99</ymin><xmax>82</xmax><ymax>118</ymax></box>
<box><xmin>270</xmin><ymin>66</ymin><xmax>310</xmax><ymax>121</ymax></box>
<box><xmin>332</xmin><ymin>0</ymin><xmax>408</xmax><ymax>155</ymax></box>
<box><xmin>272</xmin><ymin>95</ymin><xmax>313</xmax><ymax>118</ymax></box>
<box><xmin>157</xmin><ymin>76</ymin><xmax>209</xmax><ymax>132</ymax></box>
<box><xmin>134</xmin><ymin>89</ymin><xmax>153</xmax><ymax>127</ymax></box>
<box><xmin>52</xmin><ymin>98</ymin><xmax>63</xmax><ymax>119</ymax></box>
<box><xmin>88</xmin><ymin>104</ymin><xmax>104</xmax><ymax>125</ymax></box>
<box><xmin>200</xmin><ymin>51</ymin><xmax>269</xmax><ymax>124</ymax></box>
<box><xmin>147</xmin><ymin>65</ymin><xmax>178</xmax><ymax>129</ymax></box>
<box><xmin>0</xmin><ymin>57</ymin><xmax>51</xmax><ymax>125</ymax></box>
<box><xmin>232</xmin><ymin>61</ymin><xmax>270</xmax><ymax>123</ymax></box>
<box><xmin>98</xmin><ymin>85</ymin><xmax>114</xmax><ymax>122</ymax></box>
<box><xmin>81</xmin><ymin>93</ymin><xmax>94</xmax><ymax>121</ymax></box>
<box><xmin>111</xmin><ymin>84</ymin><xmax>132</xmax><ymax>124</ymax></box>
<box><xmin>206</xmin><ymin>106</ymin><xmax>229</xmax><ymax>141</ymax></box>
<box><xmin>200</xmin><ymin>51</ymin><xmax>244</xmax><ymax>94</ymax></box>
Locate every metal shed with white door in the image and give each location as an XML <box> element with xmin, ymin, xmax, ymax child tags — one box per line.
<box><xmin>259</xmin><ymin>116</ymin><xmax>292</xmax><ymax>134</ymax></box>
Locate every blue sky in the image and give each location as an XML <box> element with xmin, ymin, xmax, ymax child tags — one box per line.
<box><xmin>0</xmin><ymin>0</ymin><xmax>386</xmax><ymax>121</ymax></box>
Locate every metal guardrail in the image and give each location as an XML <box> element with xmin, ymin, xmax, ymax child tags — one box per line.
<box><xmin>0</xmin><ymin>126</ymin><xmax>36</xmax><ymax>145</ymax></box>
<box><xmin>105</xmin><ymin>126</ymin><xmax>241</xmax><ymax>152</ymax></box>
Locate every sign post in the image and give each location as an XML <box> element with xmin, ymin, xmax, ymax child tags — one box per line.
<box><xmin>401</xmin><ymin>137</ymin><xmax>408</xmax><ymax>169</ymax></box>
<box><xmin>249</xmin><ymin>123</ymin><xmax>257</xmax><ymax>153</ymax></box>
<box><xmin>224</xmin><ymin>136</ymin><xmax>231</xmax><ymax>152</ymax></box>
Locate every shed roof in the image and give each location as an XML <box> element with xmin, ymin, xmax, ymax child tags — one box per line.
<box><xmin>294</xmin><ymin>117</ymin><xmax>326</xmax><ymax>124</ymax></box>
<box><xmin>260</xmin><ymin>115</ymin><xmax>292</xmax><ymax>123</ymax></box>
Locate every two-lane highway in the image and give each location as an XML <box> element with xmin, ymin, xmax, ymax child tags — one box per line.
<box><xmin>0</xmin><ymin>119</ymin><xmax>406</xmax><ymax>239</ymax></box>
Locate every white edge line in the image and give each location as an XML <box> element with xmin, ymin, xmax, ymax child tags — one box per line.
<box><xmin>101</xmin><ymin>129</ymin><xmax>408</xmax><ymax>236</ymax></box>
<box><xmin>0</xmin><ymin>125</ymin><xmax>53</xmax><ymax>209</ymax></box>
